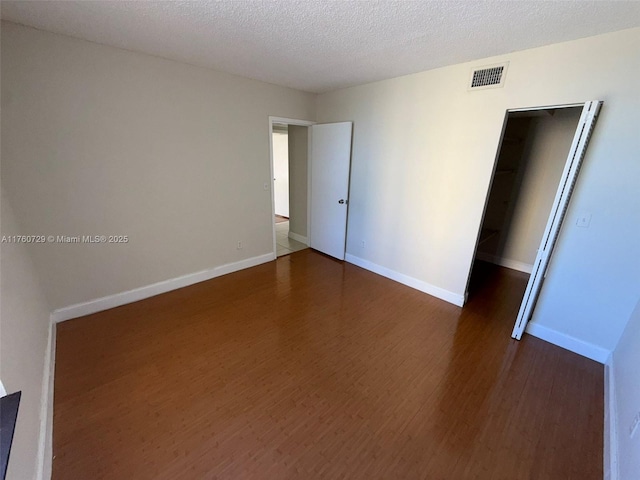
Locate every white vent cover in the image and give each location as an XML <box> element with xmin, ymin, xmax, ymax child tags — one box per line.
<box><xmin>468</xmin><ymin>62</ymin><xmax>509</xmax><ymax>90</ymax></box>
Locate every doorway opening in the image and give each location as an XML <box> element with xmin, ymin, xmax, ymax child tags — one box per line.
<box><xmin>269</xmin><ymin>118</ymin><xmax>313</xmax><ymax>257</ymax></box>
<box><xmin>465</xmin><ymin>101</ymin><xmax>601</xmax><ymax>339</ymax></box>
<box><xmin>269</xmin><ymin>117</ymin><xmax>354</xmax><ymax>261</ymax></box>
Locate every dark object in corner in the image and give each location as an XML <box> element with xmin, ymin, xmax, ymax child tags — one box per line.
<box><xmin>0</xmin><ymin>391</ymin><xmax>21</xmax><ymax>480</ymax></box>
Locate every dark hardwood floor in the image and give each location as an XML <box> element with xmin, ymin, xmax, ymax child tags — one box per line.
<box><xmin>53</xmin><ymin>251</ymin><xmax>603</xmax><ymax>479</ymax></box>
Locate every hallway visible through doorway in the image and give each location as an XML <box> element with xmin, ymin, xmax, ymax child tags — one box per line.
<box><xmin>275</xmin><ymin>219</ymin><xmax>307</xmax><ymax>257</ymax></box>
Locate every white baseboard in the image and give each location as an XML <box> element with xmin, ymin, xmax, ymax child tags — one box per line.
<box><xmin>51</xmin><ymin>253</ymin><xmax>275</xmax><ymax>323</ymax></box>
<box><xmin>36</xmin><ymin>319</ymin><xmax>56</xmax><ymax>480</ymax></box>
<box><xmin>475</xmin><ymin>252</ymin><xmax>533</xmax><ymax>274</ymax></box>
<box><xmin>604</xmin><ymin>357</ymin><xmax>618</xmax><ymax>480</ymax></box>
<box><xmin>525</xmin><ymin>321</ymin><xmax>611</xmax><ymax>363</ymax></box>
<box><xmin>345</xmin><ymin>254</ymin><xmax>465</xmax><ymax>307</ymax></box>
<box><xmin>288</xmin><ymin>231</ymin><xmax>308</xmax><ymax>245</ymax></box>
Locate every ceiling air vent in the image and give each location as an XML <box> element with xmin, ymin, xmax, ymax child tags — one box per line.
<box><xmin>469</xmin><ymin>62</ymin><xmax>509</xmax><ymax>90</ymax></box>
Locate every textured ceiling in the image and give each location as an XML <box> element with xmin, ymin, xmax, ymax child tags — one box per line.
<box><xmin>2</xmin><ymin>1</ymin><xmax>639</xmax><ymax>93</ymax></box>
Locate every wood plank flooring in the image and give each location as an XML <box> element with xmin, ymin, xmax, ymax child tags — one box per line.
<box><xmin>53</xmin><ymin>251</ymin><xmax>603</xmax><ymax>479</ymax></box>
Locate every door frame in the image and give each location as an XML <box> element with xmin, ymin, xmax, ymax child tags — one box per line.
<box><xmin>463</xmin><ymin>101</ymin><xmax>602</xmax><ymax>339</ymax></box>
<box><xmin>268</xmin><ymin>116</ymin><xmax>315</xmax><ymax>258</ymax></box>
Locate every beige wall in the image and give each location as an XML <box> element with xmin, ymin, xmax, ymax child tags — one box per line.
<box><xmin>1</xmin><ymin>193</ymin><xmax>52</xmax><ymax>480</ymax></box>
<box><xmin>317</xmin><ymin>27</ymin><xmax>640</xmax><ymax>352</ymax></box>
<box><xmin>288</xmin><ymin>125</ymin><xmax>308</xmax><ymax>238</ymax></box>
<box><xmin>1</xmin><ymin>22</ymin><xmax>315</xmax><ymax>310</ymax></box>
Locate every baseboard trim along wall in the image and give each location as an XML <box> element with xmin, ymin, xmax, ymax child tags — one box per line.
<box><xmin>288</xmin><ymin>231</ymin><xmax>308</xmax><ymax>245</ymax></box>
<box><xmin>345</xmin><ymin>253</ymin><xmax>465</xmax><ymax>307</ymax></box>
<box><xmin>475</xmin><ymin>252</ymin><xmax>533</xmax><ymax>274</ymax></box>
<box><xmin>51</xmin><ymin>253</ymin><xmax>275</xmax><ymax>323</ymax></box>
<box><xmin>525</xmin><ymin>321</ymin><xmax>611</xmax><ymax>364</ymax></box>
<box><xmin>36</xmin><ymin>319</ymin><xmax>56</xmax><ymax>480</ymax></box>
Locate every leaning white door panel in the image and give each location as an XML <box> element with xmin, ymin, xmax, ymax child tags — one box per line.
<box><xmin>309</xmin><ymin>122</ymin><xmax>353</xmax><ymax>260</ymax></box>
<box><xmin>512</xmin><ymin>100</ymin><xmax>602</xmax><ymax>339</ymax></box>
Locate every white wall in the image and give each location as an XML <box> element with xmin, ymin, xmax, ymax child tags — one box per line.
<box><xmin>317</xmin><ymin>27</ymin><xmax>640</xmax><ymax>355</ymax></box>
<box><xmin>288</xmin><ymin>125</ymin><xmax>308</xmax><ymax>238</ymax></box>
<box><xmin>272</xmin><ymin>131</ymin><xmax>290</xmax><ymax>217</ymax></box>
<box><xmin>610</xmin><ymin>298</ymin><xmax>640</xmax><ymax>480</ymax></box>
<box><xmin>1</xmin><ymin>22</ymin><xmax>315</xmax><ymax>311</ymax></box>
<box><xmin>1</xmin><ymin>193</ymin><xmax>53</xmax><ymax>480</ymax></box>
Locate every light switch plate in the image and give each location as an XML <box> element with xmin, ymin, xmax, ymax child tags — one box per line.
<box><xmin>576</xmin><ymin>213</ymin><xmax>592</xmax><ymax>228</ymax></box>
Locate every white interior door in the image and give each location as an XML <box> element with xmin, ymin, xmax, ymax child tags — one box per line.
<box><xmin>512</xmin><ymin>100</ymin><xmax>602</xmax><ymax>339</ymax></box>
<box><xmin>309</xmin><ymin>122</ymin><xmax>353</xmax><ymax>260</ymax></box>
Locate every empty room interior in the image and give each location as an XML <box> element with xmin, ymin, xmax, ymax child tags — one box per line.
<box><xmin>1</xmin><ymin>2</ymin><xmax>639</xmax><ymax>480</ymax></box>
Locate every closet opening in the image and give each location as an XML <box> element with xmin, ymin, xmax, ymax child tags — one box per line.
<box><xmin>465</xmin><ymin>101</ymin><xmax>602</xmax><ymax>339</ymax></box>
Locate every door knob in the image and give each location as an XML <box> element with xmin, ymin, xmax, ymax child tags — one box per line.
<box><xmin>338</xmin><ymin>199</ymin><xmax>347</xmax><ymax>204</ymax></box>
